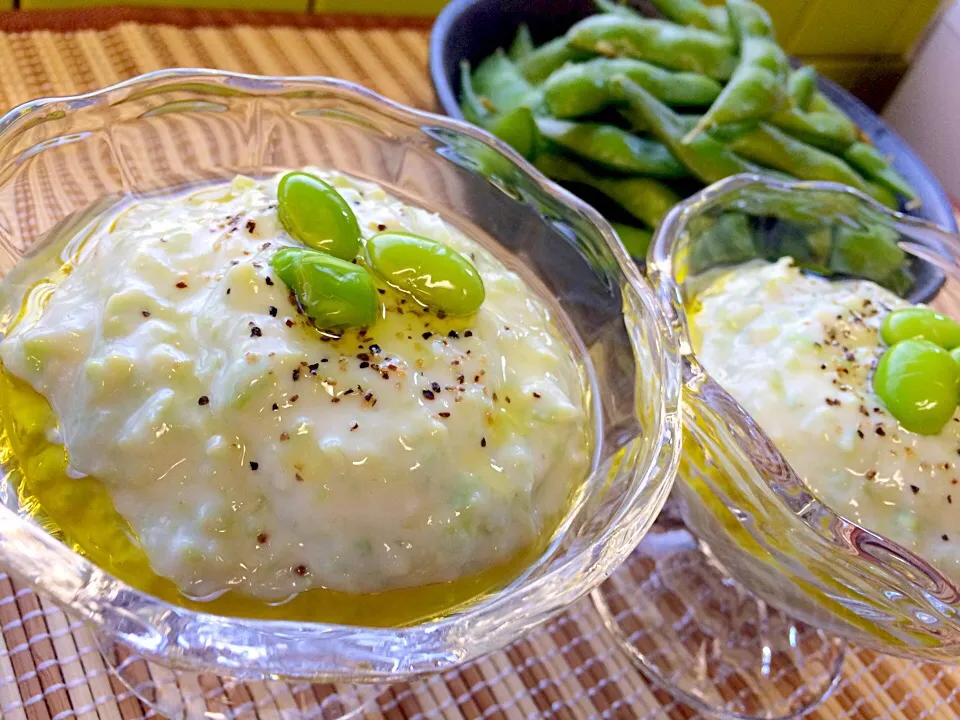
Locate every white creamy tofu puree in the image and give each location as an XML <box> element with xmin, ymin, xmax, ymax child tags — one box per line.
<box><xmin>0</xmin><ymin>171</ymin><xmax>589</xmax><ymax>599</ymax></box>
<box><xmin>692</xmin><ymin>258</ymin><xmax>960</xmax><ymax>582</ymax></box>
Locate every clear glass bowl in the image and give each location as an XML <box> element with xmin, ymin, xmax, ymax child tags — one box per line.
<box><xmin>0</xmin><ymin>70</ymin><xmax>682</xmax><ymax>683</ymax></box>
<box><xmin>647</xmin><ymin>173</ymin><xmax>960</xmax><ymax>662</ymax></box>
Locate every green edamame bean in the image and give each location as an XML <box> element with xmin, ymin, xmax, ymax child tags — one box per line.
<box><xmin>787</xmin><ymin>66</ymin><xmax>817</xmax><ymax>111</ymax></box>
<box><xmin>881</xmin><ymin>308</ymin><xmax>960</xmax><ymax>350</ymax></box>
<box><xmin>567</xmin><ymin>14</ymin><xmax>738</xmax><ymax>81</ymax></box>
<box><xmin>728</xmin><ymin>123</ymin><xmax>867</xmax><ymax>190</ymax></box>
<box><xmin>687</xmin><ymin>0</ymin><xmax>789</xmax><ymax>138</ymax></box>
<box><xmin>518</xmin><ymin>37</ymin><xmax>594</xmax><ymax>85</ymax></box>
<box><xmin>950</xmin><ymin>347</ymin><xmax>960</xmax><ymax>368</ymax></box>
<box><xmin>543</xmin><ymin>57</ymin><xmax>722</xmax><ymax>118</ymax></box>
<box><xmin>534</xmin><ymin>151</ymin><xmax>681</xmax><ymax>228</ymax></box>
<box><xmin>366</xmin><ymin>232</ymin><xmax>484</xmax><ymax>316</ymax></box>
<box><xmin>873</xmin><ymin>339</ymin><xmax>959</xmax><ymax>435</ymax></box>
<box><xmin>277</xmin><ymin>172</ymin><xmax>361</xmax><ymax>261</ymax></box>
<box><xmin>536</xmin><ymin>117</ymin><xmax>688</xmax><ymax>178</ymax></box>
<box><xmin>508</xmin><ymin>23</ymin><xmax>534</xmax><ymax>61</ymax></box>
<box><xmin>844</xmin><ymin>142</ymin><xmax>918</xmax><ymax>201</ymax></box>
<box><xmin>612</xmin><ymin>76</ymin><xmax>763</xmax><ymax>183</ymax></box>
<box><xmin>271</xmin><ymin>247</ymin><xmax>377</xmax><ymax>331</ymax></box>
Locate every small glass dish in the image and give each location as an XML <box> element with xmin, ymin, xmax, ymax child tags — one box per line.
<box><xmin>606</xmin><ymin>172</ymin><xmax>960</xmax><ymax>718</ymax></box>
<box><xmin>0</xmin><ymin>70</ymin><xmax>681</xmax><ymax>685</ymax></box>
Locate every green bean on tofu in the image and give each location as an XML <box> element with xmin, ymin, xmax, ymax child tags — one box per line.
<box><xmin>567</xmin><ymin>14</ymin><xmax>738</xmax><ymax>81</ymax></box>
<box><xmin>728</xmin><ymin>123</ymin><xmax>868</xmax><ymax>190</ymax></box>
<box><xmin>688</xmin><ymin>0</ymin><xmax>789</xmax><ymax>139</ymax></box>
<box><xmin>543</xmin><ymin>57</ymin><xmax>722</xmax><ymax>118</ymax></box>
<box><xmin>844</xmin><ymin>142</ymin><xmax>918</xmax><ymax>201</ymax></box>
<box><xmin>534</xmin><ymin>151</ymin><xmax>681</xmax><ymax>229</ymax></box>
<box><xmin>517</xmin><ymin>37</ymin><xmax>594</xmax><ymax>84</ymax></box>
<box><xmin>787</xmin><ymin>66</ymin><xmax>817</xmax><ymax>111</ymax></box>
<box><xmin>612</xmin><ymin>76</ymin><xmax>763</xmax><ymax>183</ymax></box>
<box><xmin>536</xmin><ymin>117</ymin><xmax>689</xmax><ymax>178</ymax></box>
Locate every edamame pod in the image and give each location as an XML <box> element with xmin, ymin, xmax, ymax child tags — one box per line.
<box><xmin>536</xmin><ymin>117</ymin><xmax>688</xmax><ymax>178</ymax></box>
<box><xmin>366</xmin><ymin>232</ymin><xmax>485</xmax><ymax>316</ymax></box>
<box><xmin>518</xmin><ymin>37</ymin><xmax>595</xmax><ymax>84</ymax></box>
<box><xmin>612</xmin><ymin>222</ymin><xmax>654</xmax><ymax>259</ymax></box>
<box><xmin>508</xmin><ymin>23</ymin><xmax>534</xmax><ymax>61</ymax></box>
<box><xmin>787</xmin><ymin>66</ymin><xmax>817</xmax><ymax>111</ymax></box>
<box><xmin>881</xmin><ymin>308</ymin><xmax>960</xmax><ymax>350</ymax></box>
<box><xmin>686</xmin><ymin>0</ymin><xmax>789</xmax><ymax>139</ymax></box>
<box><xmin>612</xmin><ymin>76</ymin><xmax>764</xmax><ymax>183</ymax></box>
<box><xmin>769</xmin><ymin>107</ymin><xmax>858</xmax><ymax>153</ymax></box>
<box><xmin>728</xmin><ymin>123</ymin><xmax>868</xmax><ymax>190</ymax></box>
<box><xmin>488</xmin><ymin>106</ymin><xmax>540</xmax><ymax>160</ymax></box>
<box><xmin>873</xmin><ymin>339</ymin><xmax>959</xmax><ymax>436</ymax></box>
<box><xmin>543</xmin><ymin>57</ymin><xmax>722</xmax><ymax>118</ymax></box>
<box><xmin>277</xmin><ymin>172</ymin><xmax>361</xmax><ymax>261</ymax></box>
<box><xmin>459</xmin><ymin>60</ymin><xmax>490</xmax><ymax>126</ymax></box>
<box><xmin>534</xmin><ymin>151</ymin><xmax>681</xmax><ymax>228</ymax></box>
<box><xmin>648</xmin><ymin>0</ymin><xmax>729</xmax><ymax>33</ymax></box>
<box><xmin>567</xmin><ymin>14</ymin><xmax>738</xmax><ymax>81</ymax></box>
<box><xmin>271</xmin><ymin>247</ymin><xmax>377</xmax><ymax>331</ymax></box>
<box><xmin>829</xmin><ymin>222</ymin><xmax>906</xmax><ymax>288</ymax></box>
<box><xmin>472</xmin><ymin>50</ymin><xmax>542</xmax><ymax>115</ymax></box>
<box><xmin>843</xmin><ymin>142</ymin><xmax>918</xmax><ymax>202</ymax></box>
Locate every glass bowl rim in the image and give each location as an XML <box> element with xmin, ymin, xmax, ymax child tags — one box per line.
<box><xmin>0</xmin><ymin>68</ymin><xmax>683</xmax><ymax>680</ymax></box>
<box><xmin>648</xmin><ymin>172</ymin><xmax>960</xmax><ymax>604</ymax></box>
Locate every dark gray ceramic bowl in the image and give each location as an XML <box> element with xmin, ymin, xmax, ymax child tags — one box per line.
<box><xmin>429</xmin><ymin>0</ymin><xmax>957</xmax><ymax>303</ymax></box>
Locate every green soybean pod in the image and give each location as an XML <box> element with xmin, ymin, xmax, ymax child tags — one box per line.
<box><xmin>508</xmin><ymin>23</ymin><xmax>534</xmax><ymax>61</ymax></box>
<box><xmin>488</xmin><ymin>106</ymin><xmax>541</xmax><ymax>160</ymax></box>
<box><xmin>612</xmin><ymin>76</ymin><xmax>764</xmax><ymax>183</ymax></box>
<box><xmin>271</xmin><ymin>247</ymin><xmax>377</xmax><ymax>331</ymax></box>
<box><xmin>843</xmin><ymin>142</ymin><xmax>919</xmax><ymax>202</ymax></box>
<box><xmin>534</xmin><ymin>151</ymin><xmax>681</xmax><ymax>228</ymax></box>
<box><xmin>873</xmin><ymin>339</ymin><xmax>960</xmax><ymax>436</ymax></box>
<box><xmin>769</xmin><ymin>107</ymin><xmax>858</xmax><ymax>153</ymax></box>
<box><xmin>459</xmin><ymin>60</ymin><xmax>490</xmax><ymax>126</ymax></box>
<box><xmin>536</xmin><ymin>117</ymin><xmax>688</xmax><ymax>178</ymax></box>
<box><xmin>518</xmin><ymin>37</ymin><xmax>595</xmax><ymax>84</ymax></box>
<box><xmin>472</xmin><ymin>49</ymin><xmax>542</xmax><ymax>115</ymax></box>
<box><xmin>788</xmin><ymin>66</ymin><xmax>817</xmax><ymax>111</ymax></box>
<box><xmin>686</xmin><ymin>0</ymin><xmax>789</xmax><ymax>139</ymax></box>
<box><xmin>829</xmin><ymin>222</ymin><xmax>906</xmax><ymax>287</ymax></box>
<box><xmin>728</xmin><ymin>123</ymin><xmax>868</xmax><ymax>191</ymax></box>
<box><xmin>881</xmin><ymin>308</ymin><xmax>960</xmax><ymax>350</ymax></box>
<box><xmin>612</xmin><ymin>222</ymin><xmax>654</xmax><ymax>259</ymax></box>
<box><xmin>566</xmin><ymin>14</ymin><xmax>738</xmax><ymax>81</ymax></box>
<box><xmin>277</xmin><ymin>172</ymin><xmax>361</xmax><ymax>261</ymax></box>
<box><xmin>648</xmin><ymin>0</ymin><xmax>728</xmax><ymax>33</ymax></box>
<box><xmin>543</xmin><ymin>57</ymin><xmax>723</xmax><ymax>118</ymax></box>
<box><xmin>367</xmin><ymin>232</ymin><xmax>485</xmax><ymax>316</ymax></box>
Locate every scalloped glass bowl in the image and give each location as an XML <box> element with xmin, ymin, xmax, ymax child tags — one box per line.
<box><xmin>647</xmin><ymin>174</ymin><xmax>960</xmax><ymax>662</ymax></box>
<box><xmin>0</xmin><ymin>70</ymin><xmax>681</xmax><ymax>682</ymax></box>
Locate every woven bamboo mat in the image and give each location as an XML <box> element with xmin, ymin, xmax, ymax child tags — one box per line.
<box><xmin>0</xmin><ymin>8</ymin><xmax>958</xmax><ymax>719</ymax></box>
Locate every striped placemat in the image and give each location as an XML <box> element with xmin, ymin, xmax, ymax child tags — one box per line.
<box><xmin>0</xmin><ymin>8</ymin><xmax>958</xmax><ymax>719</ymax></box>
